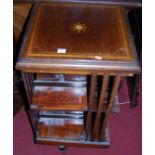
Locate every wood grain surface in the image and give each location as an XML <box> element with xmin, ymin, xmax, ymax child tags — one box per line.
<box><xmin>16</xmin><ymin>3</ymin><xmax>140</xmax><ymax>74</ymax></box>
<box><xmin>22</xmin><ymin>3</ymin><xmax>135</xmax><ymax>61</ymax></box>
<box><xmin>31</xmin><ymin>86</ymin><xmax>87</xmax><ymax>111</ymax></box>
<box><xmin>37</xmin><ymin>117</ymin><xmax>85</xmax><ymax>140</ymax></box>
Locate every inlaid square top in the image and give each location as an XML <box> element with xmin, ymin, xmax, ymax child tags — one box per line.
<box><xmin>21</xmin><ymin>3</ymin><xmax>136</xmax><ymax>61</ymax></box>
<box><xmin>16</xmin><ymin>3</ymin><xmax>140</xmax><ymax>74</ymax></box>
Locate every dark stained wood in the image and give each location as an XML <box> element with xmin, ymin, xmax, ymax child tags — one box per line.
<box><xmin>29</xmin><ymin>73</ymin><xmax>34</xmax><ymax>89</ymax></box>
<box><xmin>100</xmin><ymin>75</ymin><xmax>121</xmax><ymax>141</ymax></box>
<box><xmin>20</xmin><ymin>3</ymin><xmax>135</xmax><ymax>61</ymax></box>
<box><xmin>13</xmin><ymin>70</ymin><xmax>24</xmax><ymax>116</ymax></box>
<box><xmin>127</xmin><ymin>75</ymin><xmax>140</xmax><ymax>108</ymax></box>
<box><xmin>127</xmin><ymin>8</ymin><xmax>142</xmax><ymax>108</ymax></box>
<box><xmin>93</xmin><ymin>75</ymin><xmax>109</xmax><ymax>141</ymax></box>
<box><xmin>26</xmin><ymin>73</ymin><xmax>34</xmax><ymax>99</ymax></box>
<box><xmin>21</xmin><ymin>73</ymin><xmax>32</xmax><ymax>104</ymax></box>
<box><xmin>16</xmin><ymin>3</ymin><xmax>140</xmax><ymax>74</ymax></box>
<box><xmin>15</xmin><ymin>1</ymin><xmax>140</xmax><ymax>149</ymax></box>
<box><xmin>13</xmin><ymin>77</ymin><xmax>24</xmax><ymax>116</ymax></box>
<box><xmin>16</xmin><ymin>59</ymin><xmax>140</xmax><ymax>75</ymax></box>
<box><xmin>21</xmin><ymin>73</ymin><xmax>38</xmax><ymax>132</ymax></box>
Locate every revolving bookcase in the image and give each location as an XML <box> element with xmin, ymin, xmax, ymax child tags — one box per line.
<box><xmin>16</xmin><ymin>2</ymin><xmax>140</xmax><ymax>149</ymax></box>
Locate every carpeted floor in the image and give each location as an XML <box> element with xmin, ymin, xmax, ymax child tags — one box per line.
<box><xmin>13</xmin><ymin>78</ymin><xmax>141</xmax><ymax>155</ymax></box>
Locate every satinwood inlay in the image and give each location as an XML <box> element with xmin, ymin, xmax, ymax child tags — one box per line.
<box><xmin>68</xmin><ymin>22</ymin><xmax>89</xmax><ymax>34</ymax></box>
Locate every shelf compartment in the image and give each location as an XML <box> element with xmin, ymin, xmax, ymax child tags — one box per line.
<box><xmin>37</xmin><ymin>117</ymin><xmax>86</xmax><ymax>140</ymax></box>
<box><xmin>35</xmin><ymin>122</ymin><xmax>110</xmax><ymax>148</ymax></box>
<box><xmin>36</xmin><ymin>74</ymin><xmax>87</xmax><ymax>82</ymax></box>
<box><xmin>39</xmin><ymin>110</ymin><xmax>84</xmax><ymax>119</ymax></box>
<box><xmin>34</xmin><ymin>74</ymin><xmax>87</xmax><ymax>88</ymax></box>
<box><xmin>31</xmin><ymin>86</ymin><xmax>87</xmax><ymax>111</ymax></box>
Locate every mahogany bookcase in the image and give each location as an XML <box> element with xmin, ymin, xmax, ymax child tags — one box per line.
<box><xmin>15</xmin><ymin>2</ymin><xmax>140</xmax><ymax>150</ymax></box>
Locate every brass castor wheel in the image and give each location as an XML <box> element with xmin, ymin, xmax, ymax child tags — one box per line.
<box><xmin>58</xmin><ymin>145</ymin><xmax>67</xmax><ymax>153</ymax></box>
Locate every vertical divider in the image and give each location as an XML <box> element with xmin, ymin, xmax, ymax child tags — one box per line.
<box><xmin>28</xmin><ymin>73</ymin><xmax>34</xmax><ymax>93</ymax></box>
<box><xmin>21</xmin><ymin>72</ymin><xmax>36</xmax><ymax>132</ymax></box>
<box><xmin>93</xmin><ymin>75</ymin><xmax>109</xmax><ymax>141</ymax></box>
<box><xmin>86</xmin><ymin>74</ymin><xmax>97</xmax><ymax>140</ymax></box>
<box><xmin>100</xmin><ymin>75</ymin><xmax>121</xmax><ymax>141</ymax></box>
<box><xmin>21</xmin><ymin>72</ymin><xmax>32</xmax><ymax>105</ymax></box>
<box><xmin>25</xmin><ymin>73</ymin><xmax>33</xmax><ymax>99</ymax></box>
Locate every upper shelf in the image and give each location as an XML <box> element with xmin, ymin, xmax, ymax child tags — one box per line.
<box><xmin>31</xmin><ymin>85</ymin><xmax>87</xmax><ymax>111</ymax></box>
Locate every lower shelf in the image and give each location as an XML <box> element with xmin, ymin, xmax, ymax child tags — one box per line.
<box><xmin>35</xmin><ymin>122</ymin><xmax>110</xmax><ymax>148</ymax></box>
<box><xmin>37</xmin><ymin>117</ymin><xmax>86</xmax><ymax>140</ymax></box>
<box><xmin>35</xmin><ymin>115</ymin><xmax>110</xmax><ymax>148</ymax></box>
<box><xmin>35</xmin><ymin>137</ymin><xmax>110</xmax><ymax>148</ymax></box>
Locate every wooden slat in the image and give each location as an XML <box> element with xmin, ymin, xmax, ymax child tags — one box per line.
<box><xmin>100</xmin><ymin>75</ymin><xmax>121</xmax><ymax>141</ymax></box>
<box><xmin>21</xmin><ymin>72</ymin><xmax>36</xmax><ymax>131</ymax></box>
<box><xmin>28</xmin><ymin>73</ymin><xmax>34</xmax><ymax>94</ymax></box>
<box><xmin>25</xmin><ymin>73</ymin><xmax>33</xmax><ymax>99</ymax></box>
<box><xmin>85</xmin><ymin>74</ymin><xmax>97</xmax><ymax>140</ymax></box>
<box><xmin>93</xmin><ymin>75</ymin><xmax>109</xmax><ymax>141</ymax></box>
<box><xmin>21</xmin><ymin>72</ymin><xmax>31</xmax><ymax>105</ymax></box>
